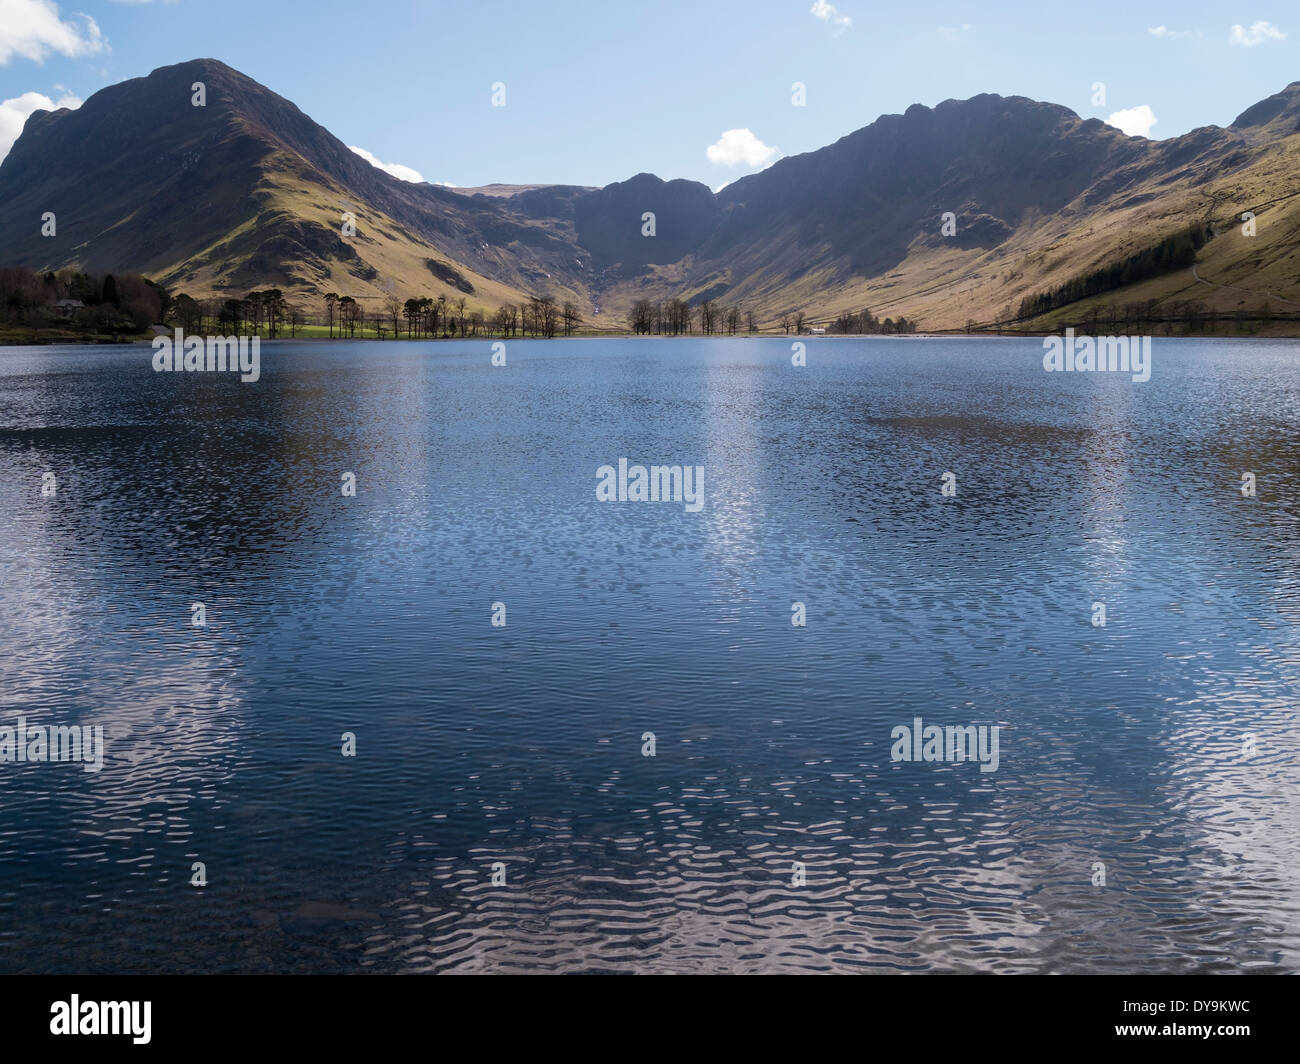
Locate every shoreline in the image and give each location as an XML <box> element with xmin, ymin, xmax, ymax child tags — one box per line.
<box><xmin>6</xmin><ymin>328</ymin><xmax>1300</xmax><ymax>348</ymax></box>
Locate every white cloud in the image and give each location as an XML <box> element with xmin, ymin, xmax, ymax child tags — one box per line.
<box><xmin>712</xmin><ymin>181</ymin><xmax>730</xmax><ymax>194</ymax></box>
<box><xmin>1148</xmin><ymin>25</ymin><xmax>1202</xmax><ymax>39</ymax></box>
<box><xmin>810</xmin><ymin>1</ymin><xmax>851</xmax><ymax>30</ymax></box>
<box><xmin>0</xmin><ymin>0</ymin><xmax>106</xmax><ymax>65</ymax></box>
<box><xmin>938</xmin><ymin>23</ymin><xmax>973</xmax><ymax>37</ymax></box>
<box><xmin>0</xmin><ymin>87</ymin><xmax>80</xmax><ymax>162</ymax></box>
<box><xmin>706</xmin><ymin>128</ymin><xmax>780</xmax><ymax>168</ymax></box>
<box><xmin>348</xmin><ymin>145</ymin><xmax>426</xmax><ymax>184</ymax></box>
<box><xmin>1106</xmin><ymin>104</ymin><xmax>1158</xmax><ymax>138</ymax></box>
<box><xmin>1229</xmin><ymin>21</ymin><xmax>1286</xmax><ymax>46</ymax></box>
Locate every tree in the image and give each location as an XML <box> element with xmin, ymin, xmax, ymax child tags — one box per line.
<box><xmin>562</xmin><ymin>300</ymin><xmax>581</xmax><ymax>336</ymax></box>
<box><xmin>339</xmin><ymin>295</ymin><xmax>358</xmax><ymax>337</ymax></box>
<box><xmin>269</xmin><ymin>289</ymin><xmax>286</xmax><ymax>338</ymax></box>
<box><xmin>385</xmin><ymin>293</ymin><xmax>403</xmax><ymax>339</ymax></box>
<box><xmin>172</xmin><ymin>293</ymin><xmax>201</xmax><ymax>332</ymax></box>
<box><xmin>325</xmin><ymin>293</ymin><xmax>339</xmax><ymax>339</ymax></box>
<box><xmin>246</xmin><ymin>291</ymin><xmax>265</xmax><ymax>334</ymax></box>
<box><xmin>629</xmin><ymin>299</ymin><xmax>653</xmax><ymax>335</ymax></box>
<box><xmin>537</xmin><ymin>295</ymin><xmax>558</xmax><ymax>338</ymax></box>
<box><xmin>698</xmin><ymin>300</ymin><xmax>718</xmax><ymax>335</ymax></box>
<box><xmin>665</xmin><ymin>299</ymin><xmax>690</xmax><ymax>335</ymax></box>
<box><xmin>220</xmin><ymin>298</ymin><xmax>244</xmax><ymax>334</ymax></box>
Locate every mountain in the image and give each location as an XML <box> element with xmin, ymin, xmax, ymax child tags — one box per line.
<box><xmin>3</xmin><ymin>58</ymin><xmax>1300</xmax><ymax>331</ymax></box>
<box><xmin>0</xmin><ymin>59</ymin><xmax>593</xmax><ymax>313</ymax></box>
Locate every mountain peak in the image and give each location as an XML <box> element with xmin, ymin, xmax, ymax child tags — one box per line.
<box><xmin>1232</xmin><ymin>81</ymin><xmax>1300</xmax><ymax>129</ymax></box>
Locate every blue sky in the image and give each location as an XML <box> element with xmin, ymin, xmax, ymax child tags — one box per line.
<box><xmin>0</xmin><ymin>0</ymin><xmax>1296</xmax><ymax>190</ymax></box>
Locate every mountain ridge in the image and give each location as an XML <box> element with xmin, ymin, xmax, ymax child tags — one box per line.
<box><xmin>3</xmin><ymin>58</ymin><xmax>1300</xmax><ymax>331</ymax></box>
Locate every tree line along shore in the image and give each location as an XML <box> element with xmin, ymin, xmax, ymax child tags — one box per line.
<box><xmin>2</xmin><ymin>265</ymin><xmax>1293</xmax><ymax>345</ymax></box>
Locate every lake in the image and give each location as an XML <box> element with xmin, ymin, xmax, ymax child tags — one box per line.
<box><xmin>0</xmin><ymin>335</ymin><xmax>1296</xmax><ymax>973</ymax></box>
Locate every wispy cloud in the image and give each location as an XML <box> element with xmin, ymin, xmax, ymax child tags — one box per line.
<box><xmin>706</xmin><ymin>128</ymin><xmax>780</xmax><ymax>168</ymax></box>
<box><xmin>0</xmin><ymin>0</ymin><xmax>106</xmax><ymax>65</ymax></box>
<box><xmin>1229</xmin><ymin>21</ymin><xmax>1286</xmax><ymax>46</ymax></box>
<box><xmin>349</xmin><ymin>145</ymin><xmax>426</xmax><ymax>184</ymax></box>
<box><xmin>1106</xmin><ymin>104</ymin><xmax>1158</xmax><ymax>138</ymax></box>
<box><xmin>0</xmin><ymin>87</ymin><xmax>81</xmax><ymax>162</ymax></box>
<box><xmin>1148</xmin><ymin>25</ymin><xmax>1202</xmax><ymax>39</ymax></box>
<box><xmin>810</xmin><ymin>1</ymin><xmax>851</xmax><ymax>31</ymax></box>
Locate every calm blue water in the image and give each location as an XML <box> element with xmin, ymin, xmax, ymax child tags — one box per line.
<box><xmin>0</xmin><ymin>336</ymin><xmax>1297</xmax><ymax>973</ymax></box>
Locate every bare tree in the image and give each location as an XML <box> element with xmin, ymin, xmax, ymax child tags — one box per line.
<box><xmin>629</xmin><ymin>299</ymin><xmax>653</xmax><ymax>334</ymax></box>
<box><xmin>699</xmin><ymin>300</ymin><xmax>717</xmax><ymax>335</ymax></box>
<box><xmin>385</xmin><ymin>293</ymin><xmax>403</xmax><ymax>339</ymax></box>
<box><xmin>538</xmin><ymin>295</ymin><xmax>559</xmax><ymax>338</ymax></box>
